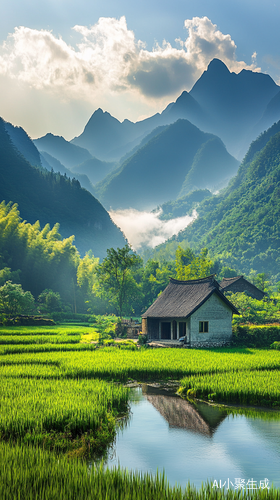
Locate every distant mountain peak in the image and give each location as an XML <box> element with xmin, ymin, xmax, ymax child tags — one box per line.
<box><xmin>207</xmin><ymin>58</ymin><xmax>230</xmax><ymax>74</ymax></box>
<box><xmin>175</xmin><ymin>90</ymin><xmax>199</xmax><ymax>106</ymax></box>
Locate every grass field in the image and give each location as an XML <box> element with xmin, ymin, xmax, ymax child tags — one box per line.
<box><xmin>1</xmin><ymin>323</ymin><xmax>280</xmax><ymax>499</ymax></box>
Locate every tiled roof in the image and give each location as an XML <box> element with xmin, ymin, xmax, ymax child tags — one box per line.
<box><xmin>142</xmin><ymin>275</ymin><xmax>239</xmax><ymax>318</ymax></box>
<box><xmin>219</xmin><ymin>276</ymin><xmax>243</xmax><ymax>288</ymax></box>
<box><xmin>219</xmin><ymin>276</ymin><xmax>265</xmax><ymax>296</ymax></box>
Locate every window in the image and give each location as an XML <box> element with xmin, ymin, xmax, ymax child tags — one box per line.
<box><xmin>199</xmin><ymin>321</ymin><xmax>209</xmax><ymax>333</ymax></box>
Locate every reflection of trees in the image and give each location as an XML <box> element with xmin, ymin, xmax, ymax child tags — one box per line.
<box><xmin>143</xmin><ymin>385</ymin><xmax>227</xmax><ymax>437</ymax></box>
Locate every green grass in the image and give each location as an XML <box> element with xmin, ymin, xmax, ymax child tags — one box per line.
<box><xmin>1</xmin><ymin>442</ymin><xmax>279</xmax><ymax>500</ymax></box>
<box><xmin>179</xmin><ymin>369</ymin><xmax>280</xmax><ymax>407</ymax></box>
<box><xmin>0</xmin><ymin>334</ymin><xmax>82</xmax><ymax>344</ymax></box>
<box><xmin>1</xmin><ymin>323</ymin><xmax>280</xmax><ymax>498</ymax></box>
<box><xmin>1</xmin><ymin>347</ymin><xmax>280</xmax><ymax>381</ymax></box>
<box><xmin>0</xmin><ymin>376</ymin><xmax>128</xmax><ymax>456</ymax></box>
<box><xmin>0</xmin><ymin>325</ymin><xmax>97</xmax><ymax>335</ymax></box>
<box><xmin>0</xmin><ymin>343</ymin><xmax>97</xmax><ymax>355</ymax></box>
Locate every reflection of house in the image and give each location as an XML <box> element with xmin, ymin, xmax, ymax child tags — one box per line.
<box><xmin>219</xmin><ymin>276</ymin><xmax>265</xmax><ymax>300</ymax></box>
<box><xmin>142</xmin><ymin>385</ymin><xmax>227</xmax><ymax>437</ymax></box>
<box><xmin>142</xmin><ymin>276</ymin><xmax>239</xmax><ymax>348</ymax></box>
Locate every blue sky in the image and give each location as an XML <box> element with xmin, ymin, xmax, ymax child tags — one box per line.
<box><xmin>1</xmin><ymin>0</ymin><xmax>279</xmax><ymax>139</ymax></box>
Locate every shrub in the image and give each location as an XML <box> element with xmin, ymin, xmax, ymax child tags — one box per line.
<box><xmin>232</xmin><ymin>324</ymin><xmax>280</xmax><ymax>347</ymax></box>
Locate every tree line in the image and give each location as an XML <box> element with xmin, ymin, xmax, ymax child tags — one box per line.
<box><xmin>0</xmin><ymin>201</ymin><xmax>277</xmax><ymax>320</ymax></box>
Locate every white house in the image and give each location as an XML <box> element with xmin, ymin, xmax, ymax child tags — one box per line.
<box><xmin>141</xmin><ymin>275</ymin><xmax>239</xmax><ymax>348</ymax></box>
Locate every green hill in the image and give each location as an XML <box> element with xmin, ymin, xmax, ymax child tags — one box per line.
<box><xmin>0</xmin><ymin>118</ymin><xmax>126</xmax><ymax>258</ymax></box>
<box><xmin>159</xmin><ymin>122</ymin><xmax>280</xmax><ymax>278</ymax></box>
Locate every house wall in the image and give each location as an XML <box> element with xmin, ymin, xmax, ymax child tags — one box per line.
<box><xmin>190</xmin><ymin>293</ymin><xmax>232</xmax><ymax>348</ymax></box>
<box><xmin>146</xmin><ymin>318</ymin><xmax>160</xmax><ymax>339</ymax></box>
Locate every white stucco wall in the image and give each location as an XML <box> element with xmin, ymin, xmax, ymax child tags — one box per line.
<box><xmin>190</xmin><ymin>292</ymin><xmax>232</xmax><ymax>345</ymax></box>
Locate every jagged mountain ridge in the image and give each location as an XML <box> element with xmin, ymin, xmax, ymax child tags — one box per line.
<box><xmin>70</xmin><ymin>59</ymin><xmax>280</xmax><ymax>163</ymax></box>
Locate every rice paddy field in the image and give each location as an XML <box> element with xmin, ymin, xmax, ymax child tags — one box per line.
<box><xmin>1</xmin><ymin>322</ymin><xmax>280</xmax><ymax>499</ymax></box>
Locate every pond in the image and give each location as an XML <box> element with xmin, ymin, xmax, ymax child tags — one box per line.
<box><xmin>105</xmin><ymin>385</ymin><xmax>280</xmax><ymax>491</ymax></box>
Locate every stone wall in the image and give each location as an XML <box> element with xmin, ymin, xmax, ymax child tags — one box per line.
<box><xmin>190</xmin><ymin>293</ymin><xmax>233</xmax><ymax>346</ymax></box>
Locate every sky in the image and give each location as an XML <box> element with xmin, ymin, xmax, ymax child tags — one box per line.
<box><xmin>1</xmin><ymin>0</ymin><xmax>280</xmax><ymax>140</ymax></box>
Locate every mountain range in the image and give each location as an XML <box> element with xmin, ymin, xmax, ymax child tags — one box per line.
<box><xmin>1</xmin><ymin>57</ymin><xmax>280</xmax><ymax>272</ymax></box>
<box><xmin>33</xmin><ymin>58</ymin><xmax>280</xmax><ymax>213</ymax></box>
<box><xmin>71</xmin><ymin>58</ymin><xmax>279</xmax><ymax>162</ymax></box>
<box><xmin>0</xmin><ymin>118</ymin><xmax>126</xmax><ymax>258</ymax></box>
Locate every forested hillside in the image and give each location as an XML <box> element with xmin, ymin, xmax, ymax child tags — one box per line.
<box><xmin>156</xmin><ymin>122</ymin><xmax>280</xmax><ymax>279</ymax></box>
<box><xmin>0</xmin><ymin>118</ymin><xmax>126</xmax><ymax>258</ymax></box>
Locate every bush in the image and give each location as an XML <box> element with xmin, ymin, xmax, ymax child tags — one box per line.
<box><xmin>232</xmin><ymin>324</ymin><xmax>280</xmax><ymax>347</ymax></box>
<box><xmin>271</xmin><ymin>341</ymin><xmax>280</xmax><ymax>350</ymax></box>
<box><xmin>138</xmin><ymin>334</ymin><xmax>148</xmax><ymax>345</ymax></box>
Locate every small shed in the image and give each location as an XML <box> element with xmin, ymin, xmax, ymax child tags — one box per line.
<box><xmin>142</xmin><ymin>275</ymin><xmax>239</xmax><ymax>348</ymax></box>
<box><xmin>219</xmin><ymin>276</ymin><xmax>265</xmax><ymax>300</ymax></box>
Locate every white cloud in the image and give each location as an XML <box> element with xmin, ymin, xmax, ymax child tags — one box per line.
<box><xmin>109</xmin><ymin>208</ymin><xmax>197</xmax><ymax>250</ymax></box>
<box><xmin>0</xmin><ymin>16</ymin><xmax>260</xmax><ymax>104</ymax></box>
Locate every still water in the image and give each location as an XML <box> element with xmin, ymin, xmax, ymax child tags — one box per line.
<box><xmin>106</xmin><ymin>386</ymin><xmax>280</xmax><ymax>490</ymax></box>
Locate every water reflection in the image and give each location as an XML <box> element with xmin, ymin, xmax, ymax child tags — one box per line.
<box><xmin>142</xmin><ymin>384</ymin><xmax>227</xmax><ymax>437</ymax></box>
<box><xmin>106</xmin><ymin>386</ymin><xmax>280</xmax><ymax>489</ymax></box>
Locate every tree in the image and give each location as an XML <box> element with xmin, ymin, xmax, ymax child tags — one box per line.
<box><xmin>37</xmin><ymin>289</ymin><xmax>62</xmax><ymax>313</ymax></box>
<box><xmin>0</xmin><ymin>281</ymin><xmax>35</xmax><ymax>316</ymax></box>
<box><xmin>96</xmin><ymin>245</ymin><xmax>142</xmax><ymax>317</ymax></box>
<box><xmin>77</xmin><ymin>252</ymin><xmax>99</xmax><ymax>297</ymax></box>
<box><xmin>175</xmin><ymin>246</ymin><xmax>213</xmax><ymax>280</ymax></box>
<box><xmin>140</xmin><ymin>259</ymin><xmax>175</xmax><ymax>311</ymax></box>
<box><xmin>0</xmin><ymin>267</ymin><xmax>21</xmax><ymax>286</ymax></box>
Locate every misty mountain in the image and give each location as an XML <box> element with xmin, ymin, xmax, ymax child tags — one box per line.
<box><xmin>161</xmin><ymin>120</ymin><xmax>280</xmax><ymax>277</ymax></box>
<box><xmin>178</xmin><ymin>136</ymin><xmax>239</xmax><ymax>197</ymax></box>
<box><xmin>69</xmin><ymin>59</ymin><xmax>280</xmax><ymax>165</ymax></box>
<box><xmin>71</xmin><ymin>157</ymin><xmax>116</xmax><ymax>185</ymax></box>
<box><xmin>71</xmin><ymin>108</ymin><xmax>163</xmax><ymax>161</ymax></box>
<box><xmin>118</xmin><ymin>124</ymin><xmax>169</xmax><ymax>165</ymax></box>
<box><xmin>95</xmin><ymin>119</ymin><xmax>239</xmax><ymax>211</ymax></box>
<box><xmin>255</xmin><ymin>90</ymin><xmax>280</xmax><ymax>135</ymax></box>
<box><xmin>0</xmin><ymin>117</ymin><xmax>126</xmax><ymax>258</ymax></box>
<box><xmin>189</xmin><ymin>59</ymin><xmax>280</xmax><ymax>158</ymax></box>
<box><xmin>34</xmin><ymin>133</ymin><xmax>93</xmax><ymax>169</ymax></box>
<box><xmin>160</xmin><ymin>90</ymin><xmax>209</xmax><ymax>130</ymax></box>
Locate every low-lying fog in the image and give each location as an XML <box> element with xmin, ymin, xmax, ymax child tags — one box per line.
<box><xmin>109</xmin><ymin>209</ymin><xmax>197</xmax><ymax>250</ymax></box>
